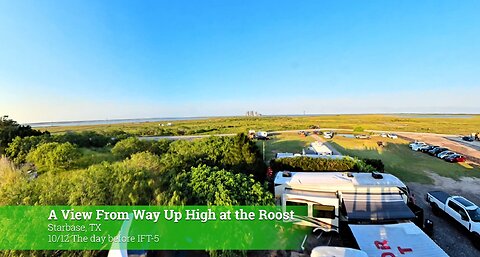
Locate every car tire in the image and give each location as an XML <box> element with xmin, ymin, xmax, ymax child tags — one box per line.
<box><xmin>472</xmin><ymin>232</ymin><xmax>480</xmax><ymax>249</ymax></box>
<box><xmin>431</xmin><ymin>203</ymin><xmax>440</xmax><ymax>216</ymax></box>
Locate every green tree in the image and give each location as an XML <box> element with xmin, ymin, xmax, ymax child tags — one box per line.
<box><xmin>0</xmin><ymin>115</ymin><xmax>45</xmax><ymax>151</ymax></box>
<box><xmin>5</xmin><ymin>135</ymin><xmax>51</xmax><ymax>164</ymax></box>
<box><xmin>26</xmin><ymin>142</ymin><xmax>80</xmax><ymax>171</ymax></box>
<box><xmin>166</xmin><ymin>164</ymin><xmax>273</xmax><ymax>206</ymax></box>
<box><xmin>163</xmin><ymin>134</ymin><xmax>266</xmax><ymax>180</ymax></box>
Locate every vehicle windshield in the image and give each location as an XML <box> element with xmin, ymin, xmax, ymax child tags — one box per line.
<box><xmin>467</xmin><ymin>208</ymin><xmax>480</xmax><ymax>222</ymax></box>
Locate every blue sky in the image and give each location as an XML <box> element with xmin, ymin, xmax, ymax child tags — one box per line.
<box><xmin>0</xmin><ymin>0</ymin><xmax>479</xmax><ymax>123</ymax></box>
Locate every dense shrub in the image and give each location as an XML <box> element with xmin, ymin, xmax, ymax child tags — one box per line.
<box><xmin>353</xmin><ymin>126</ymin><xmax>364</xmax><ymax>132</ymax></box>
<box><xmin>111</xmin><ymin>137</ymin><xmax>170</xmax><ymax>158</ymax></box>
<box><xmin>164</xmin><ymin>133</ymin><xmax>266</xmax><ymax>180</ymax></box>
<box><xmin>160</xmin><ymin>164</ymin><xmax>273</xmax><ymax>206</ymax></box>
<box><xmin>362</xmin><ymin>158</ymin><xmax>385</xmax><ymax>172</ymax></box>
<box><xmin>26</xmin><ymin>142</ymin><xmax>80</xmax><ymax>171</ymax></box>
<box><xmin>54</xmin><ymin>131</ymin><xmax>115</xmax><ymax>148</ymax></box>
<box><xmin>5</xmin><ymin>135</ymin><xmax>52</xmax><ymax>164</ymax></box>
<box><xmin>270</xmin><ymin>156</ymin><xmax>357</xmax><ymax>172</ymax></box>
<box><xmin>5</xmin><ymin>131</ymin><xmax>130</xmax><ymax>165</ymax></box>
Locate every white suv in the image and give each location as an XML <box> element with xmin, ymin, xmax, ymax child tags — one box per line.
<box><xmin>409</xmin><ymin>141</ymin><xmax>427</xmax><ymax>151</ymax></box>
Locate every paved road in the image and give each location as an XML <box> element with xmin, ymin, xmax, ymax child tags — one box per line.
<box><xmin>140</xmin><ymin>134</ymin><xmax>235</xmax><ymax>141</ymax></box>
<box><xmin>139</xmin><ymin>128</ymin><xmax>352</xmax><ymax>141</ymax></box>
<box><xmin>140</xmin><ymin>129</ymin><xmax>480</xmax><ymax>164</ymax></box>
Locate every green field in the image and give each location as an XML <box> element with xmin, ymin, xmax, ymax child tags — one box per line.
<box><xmin>41</xmin><ymin>114</ymin><xmax>480</xmax><ymax>136</ymax></box>
<box><xmin>328</xmin><ymin>136</ymin><xmax>480</xmax><ymax>183</ymax></box>
<box><xmin>256</xmin><ymin>132</ymin><xmax>480</xmax><ymax>184</ymax></box>
<box><xmin>256</xmin><ymin>133</ymin><xmax>315</xmax><ymax>161</ymax></box>
<box><xmin>35</xmin><ymin>114</ymin><xmax>480</xmax><ymax>184</ymax></box>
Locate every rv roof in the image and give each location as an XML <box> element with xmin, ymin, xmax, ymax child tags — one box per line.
<box><xmin>349</xmin><ymin>223</ymin><xmax>448</xmax><ymax>257</ymax></box>
<box><xmin>275</xmin><ymin>172</ymin><xmax>406</xmax><ymax>188</ymax></box>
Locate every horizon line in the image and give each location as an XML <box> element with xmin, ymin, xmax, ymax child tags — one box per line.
<box><xmin>21</xmin><ymin>112</ymin><xmax>480</xmax><ymax>127</ymax></box>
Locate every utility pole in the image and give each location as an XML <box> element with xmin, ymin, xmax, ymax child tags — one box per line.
<box><xmin>263</xmin><ymin>140</ymin><xmax>266</xmax><ymax>162</ymax></box>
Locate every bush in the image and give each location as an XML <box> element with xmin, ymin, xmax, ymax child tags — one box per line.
<box><xmin>167</xmin><ymin>164</ymin><xmax>273</xmax><ymax>206</ymax></box>
<box><xmin>362</xmin><ymin>158</ymin><xmax>385</xmax><ymax>172</ymax></box>
<box><xmin>54</xmin><ymin>131</ymin><xmax>116</xmax><ymax>148</ymax></box>
<box><xmin>111</xmin><ymin>137</ymin><xmax>170</xmax><ymax>158</ymax></box>
<box><xmin>270</xmin><ymin>156</ymin><xmax>357</xmax><ymax>172</ymax></box>
<box><xmin>5</xmin><ymin>135</ymin><xmax>52</xmax><ymax>164</ymax></box>
<box><xmin>353</xmin><ymin>126</ymin><xmax>364</xmax><ymax>132</ymax></box>
<box><xmin>26</xmin><ymin>142</ymin><xmax>80</xmax><ymax>171</ymax></box>
<box><xmin>164</xmin><ymin>134</ymin><xmax>266</xmax><ymax>180</ymax></box>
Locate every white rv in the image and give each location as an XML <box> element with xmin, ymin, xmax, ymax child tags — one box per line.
<box><xmin>276</xmin><ymin>171</ymin><xmax>449</xmax><ymax>257</ymax></box>
<box><xmin>256</xmin><ymin>131</ymin><xmax>268</xmax><ymax>139</ymax></box>
<box><xmin>274</xmin><ymin>171</ymin><xmax>412</xmax><ymax>232</ymax></box>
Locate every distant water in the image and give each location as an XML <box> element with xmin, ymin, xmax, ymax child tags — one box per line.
<box><xmin>338</xmin><ymin>134</ymin><xmax>356</xmax><ymax>138</ymax></box>
<box><xmin>390</xmin><ymin>114</ymin><xmax>475</xmax><ymax>119</ymax></box>
<box><xmin>27</xmin><ymin>117</ymin><xmax>209</xmax><ymax>128</ymax></box>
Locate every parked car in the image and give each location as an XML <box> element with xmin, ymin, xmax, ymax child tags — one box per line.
<box><xmin>409</xmin><ymin>141</ymin><xmax>424</xmax><ymax>148</ymax></box>
<box><xmin>323</xmin><ymin>131</ymin><xmax>334</xmax><ymax>139</ymax></box>
<box><xmin>426</xmin><ymin>191</ymin><xmax>480</xmax><ymax>242</ymax></box>
<box><xmin>387</xmin><ymin>133</ymin><xmax>398</xmax><ymax>139</ymax></box>
<box><xmin>355</xmin><ymin>134</ymin><xmax>370</xmax><ymax>139</ymax></box>
<box><xmin>420</xmin><ymin>145</ymin><xmax>437</xmax><ymax>153</ymax></box>
<box><xmin>256</xmin><ymin>131</ymin><xmax>269</xmax><ymax>140</ymax></box>
<box><xmin>428</xmin><ymin>147</ymin><xmax>448</xmax><ymax>156</ymax></box>
<box><xmin>380</xmin><ymin>133</ymin><xmax>388</xmax><ymax>138</ymax></box>
<box><xmin>462</xmin><ymin>136</ymin><xmax>474</xmax><ymax>142</ymax></box>
<box><xmin>410</xmin><ymin>142</ymin><xmax>427</xmax><ymax>151</ymax></box>
<box><xmin>437</xmin><ymin>150</ymin><xmax>456</xmax><ymax>159</ymax></box>
<box><xmin>445</xmin><ymin>154</ymin><xmax>466</xmax><ymax>163</ymax></box>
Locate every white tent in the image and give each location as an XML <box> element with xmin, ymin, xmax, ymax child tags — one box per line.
<box><xmin>311</xmin><ymin>141</ymin><xmax>333</xmax><ymax>155</ymax></box>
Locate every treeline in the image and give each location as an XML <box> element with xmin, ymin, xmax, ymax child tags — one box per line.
<box><xmin>0</xmin><ymin>116</ymin><xmax>47</xmax><ymax>151</ymax></box>
<box><xmin>4</xmin><ymin>130</ymin><xmax>129</xmax><ymax>166</ymax></box>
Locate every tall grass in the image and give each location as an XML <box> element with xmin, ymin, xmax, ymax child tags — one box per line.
<box><xmin>0</xmin><ymin>156</ymin><xmax>23</xmax><ymax>186</ymax></box>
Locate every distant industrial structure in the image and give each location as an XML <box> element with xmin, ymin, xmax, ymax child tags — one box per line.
<box><xmin>245</xmin><ymin>111</ymin><xmax>261</xmax><ymax>117</ymax></box>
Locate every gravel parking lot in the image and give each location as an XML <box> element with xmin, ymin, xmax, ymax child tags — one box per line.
<box><xmin>408</xmin><ymin>173</ymin><xmax>480</xmax><ymax>257</ymax></box>
<box><xmin>396</xmin><ymin>132</ymin><xmax>480</xmax><ymax>165</ymax></box>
